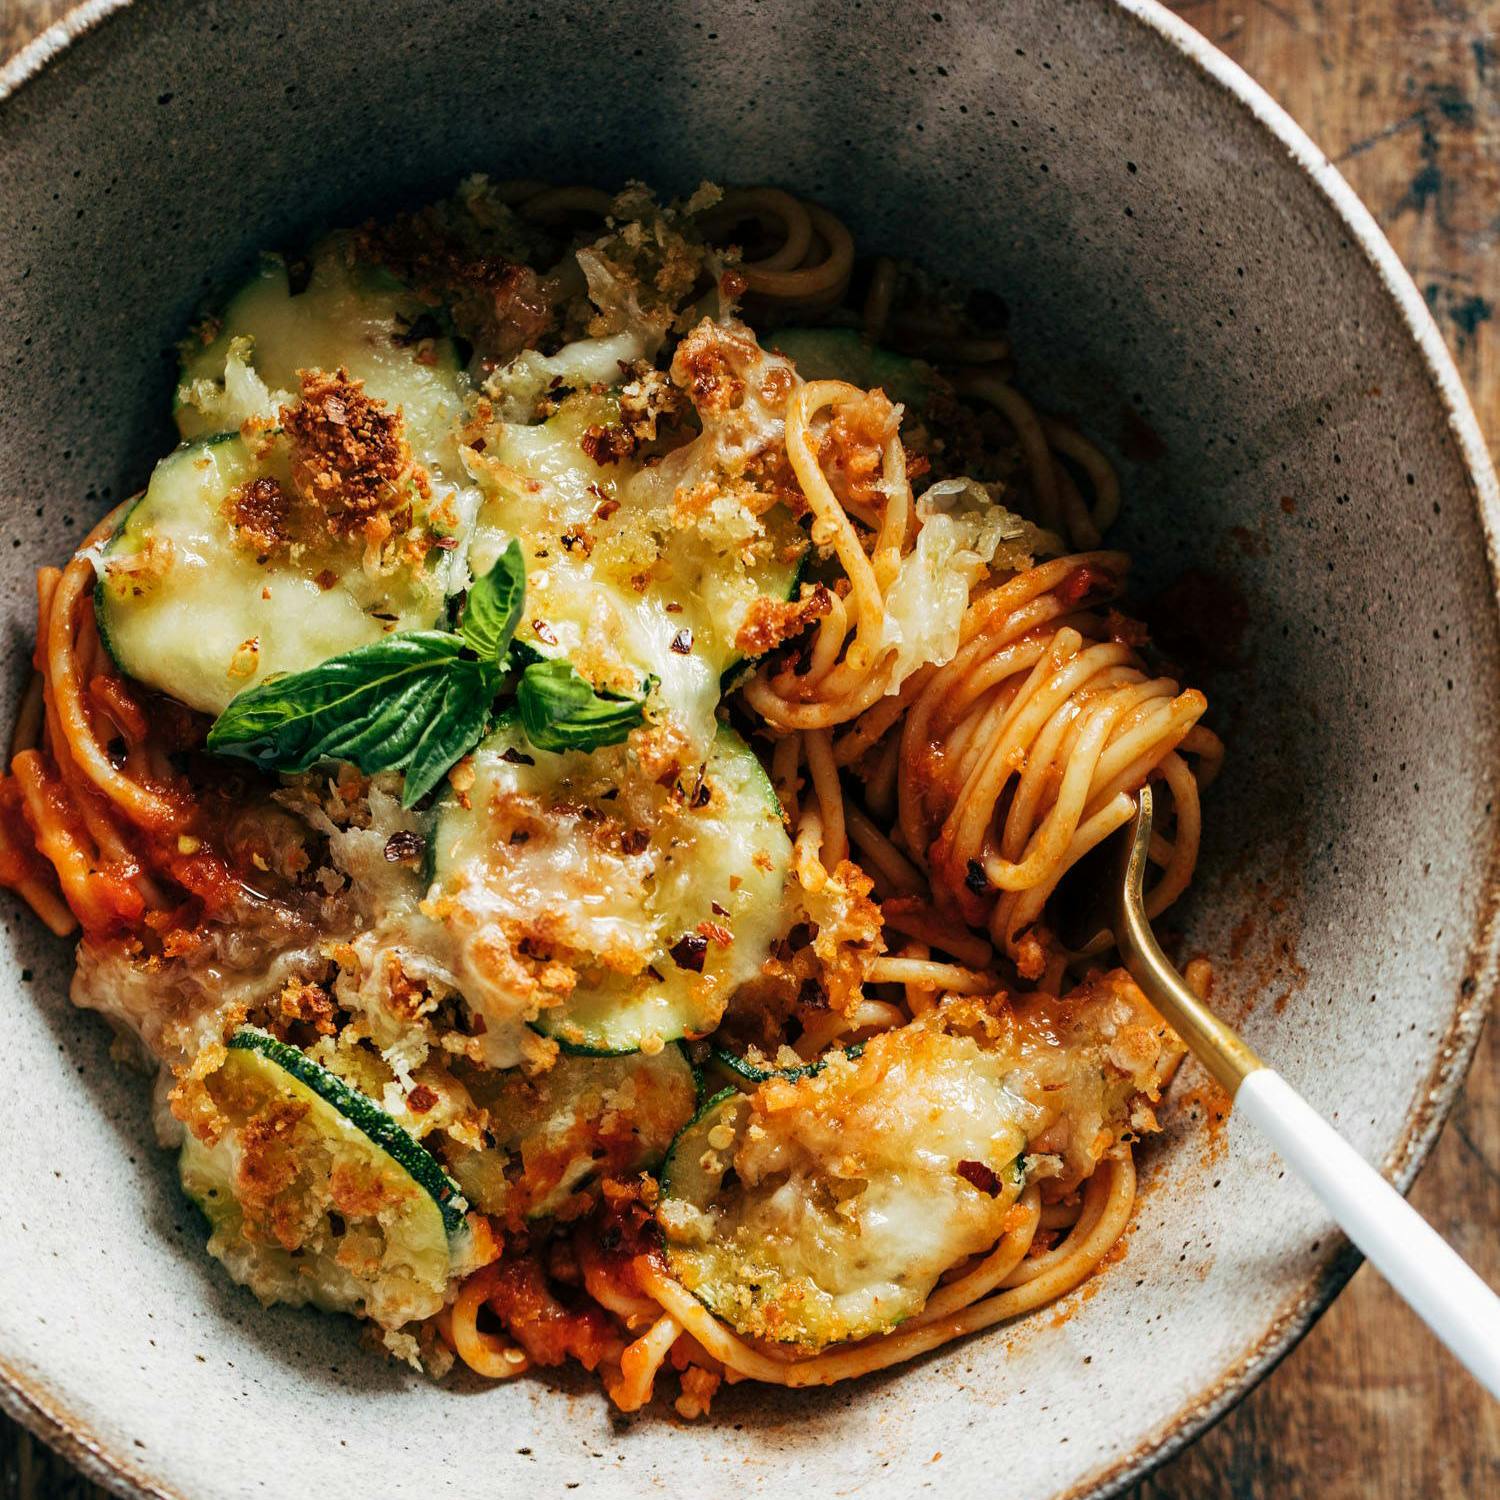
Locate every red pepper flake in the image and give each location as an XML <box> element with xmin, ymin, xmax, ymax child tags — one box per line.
<box><xmin>469</xmin><ymin>436</ymin><xmax>487</xmax><ymax>453</ymax></box>
<box><xmin>532</xmin><ymin>619</ymin><xmax>559</xmax><ymax>646</ymax></box>
<box><xmin>593</xmin><ymin>496</ymin><xmax>620</xmax><ymax>522</ymax></box>
<box><xmin>645</xmin><ymin>964</ymin><xmax>665</xmax><ymax>983</ymax></box>
<box><xmin>670</xmin><ymin>628</ymin><xmax>693</xmax><ymax>655</ymax></box>
<box><xmin>669</xmin><ymin>933</ymin><xmax>709</xmax><ymax>973</ymax></box>
<box><xmin>620</xmin><ymin>828</ymin><xmax>650</xmax><ymax>856</ymax></box>
<box><xmin>580</xmin><ymin>424</ymin><xmax>632</xmax><ymax>466</ymax></box>
<box><xmin>697</xmin><ymin>920</ymin><xmax>733</xmax><ymax>946</ymax></box>
<box><xmin>384</xmin><ymin>831</ymin><xmax>425</xmax><ymax>863</ymax></box>
<box><xmin>692</xmin><ymin>781</ymin><xmax>712</xmax><ymax>808</ymax></box>
<box><xmin>665</xmin><ymin>602</ymin><xmax>683</xmax><ymax>614</ymax></box>
<box><xmin>407</xmin><ymin>1084</ymin><xmax>438</xmax><ymax>1114</ymax></box>
<box><xmin>1056</xmin><ymin>564</ymin><xmax>1115</xmax><ymax>608</ymax></box>
<box><xmin>957</xmin><ymin>1160</ymin><xmax>1002</xmax><ymax>1196</ymax></box>
<box><xmin>710</xmin><ymin>900</ymin><xmax>729</xmax><ymax>918</ymax></box>
<box><xmin>965</xmin><ymin>859</ymin><xmax>988</xmax><ymax>894</ymax></box>
<box><xmin>501</xmin><ymin>746</ymin><xmax>536</xmax><ymax>765</ymax></box>
<box><xmin>432</xmin><ymin>534</ymin><xmax>460</xmax><ymax>551</ymax></box>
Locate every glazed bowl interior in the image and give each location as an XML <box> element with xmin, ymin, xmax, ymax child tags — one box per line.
<box><xmin>1</xmin><ymin>2</ymin><xmax>1496</xmax><ymax>1498</ymax></box>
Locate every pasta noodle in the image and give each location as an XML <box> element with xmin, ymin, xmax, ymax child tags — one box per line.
<box><xmin>0</xmin><ymin>180</ymin><xmax>1216</xmax><ymax>1417</ymax></box>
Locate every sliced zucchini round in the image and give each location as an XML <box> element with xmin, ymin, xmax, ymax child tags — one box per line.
<box><xmin>658</xmin><ymin>978</ymin><xmax>1187</xmax><ymax>1351</ymax></box>
<box><xmin>178</xmin><ymin>1027</ymin><xmax>470</xmax><ymax>1330</ymax></box>
<box><xmin>768</xmin><ymin>327</ymin><xmax>936</xmax><ymax>410</ymax></box>
<box><xmin>93</xmin><ymin>434</ymin><xmax>445</xmax><ymax>715</ymax></box>
<box><xmin>175</xmin><ymin>243</ymin><xmax>479</xmax><ymax>587</ymax></box>
<box><xmin>177</xmin><ymin>247</ymin><xmax>462</xmax><ymax>451</ymax></box>
<box><xmin>709</xmin><ymin>1041</ymin><xmax>863</xmax><ymax>1088</ymax></box>
<box><xmin>465</xmin><ymin>381</ymin><xmax>807</xmax><ymax>751</ymax></box>
<box><xmin>431</xmin><ymin>722</ymin><xmax>791</xmax><ymax>1055</ymax></box>
<box><xmin>658</xmin><ymin>1086</ymin><xmax>746</xmax><ymax>1206</ymax></box>
<box><xmin>446</xmin><ymin>1045</ymin><xmax>696</xmax><ymax>1223</ymax></box>
<box><xmin>657</xmin><ymin>1024</ymin><xmax>1029</xmax><ymax>1349</ymax></box>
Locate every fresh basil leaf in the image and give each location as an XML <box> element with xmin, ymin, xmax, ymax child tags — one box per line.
<box><xmin>206</xmin><ymin>632</ymin><xmax>502</xmax><ymax>805</ymax></box>
<box><xmin>396</xmin><ymin>659</ymin><xmax>501</xmax><ymax>806</ymax></box>
<box><xmin>459</xmin><ymin>540</ymin><xmax>525</xmax><ymax>663</ymax></box>
<box><xmin>515</xmin><ymin>659</ymin><xmax>650</xmax><ymax>752</ymax></box>
<box><xmin>506</xmin><ymin>637</ymin><xmax>547</xmax><ymax>669</ymax></box>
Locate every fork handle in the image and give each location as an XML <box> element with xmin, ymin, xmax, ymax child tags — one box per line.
<box><xmin>1235</xmin><ymin>1068</ymin><xmax>1500</xmax><ymax>1399</ymax></box>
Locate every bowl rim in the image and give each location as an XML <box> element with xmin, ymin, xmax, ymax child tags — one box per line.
<box><xmin>0</xmin><ymin>2</ymin><xmax>1496</xmax><ymax>1497</ymax></box>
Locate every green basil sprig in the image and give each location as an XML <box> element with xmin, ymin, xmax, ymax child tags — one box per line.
<box><xmin>205</xmin><ymin>541</ymin><xmax>651</xmax><ymax>804</ymax></box>
<box><xmin>456</xmin><ymin>542</ymin><xmax>525</xmax><ymax>662</ymax></box>
<box><xmin>517</xmin><ymin>659</ymin><xmax>658</xmax><ymax>753</ymax></box>
<box><xmin>205</xmin><ymin>631</ymin><xmax>499</xmax><ymax>806</ymax></box>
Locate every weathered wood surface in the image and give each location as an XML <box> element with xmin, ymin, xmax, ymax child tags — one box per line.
<box><xmin>0</xmin><ymin>1</ymin><xmax>1494</xmax><ymax>1496</ymax></box>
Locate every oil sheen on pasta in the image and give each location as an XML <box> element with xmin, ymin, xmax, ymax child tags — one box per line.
<box><xmin>0</xmin><ymin>178</ymin><xmax>1221</xmax><ymax>1416</ymax></box>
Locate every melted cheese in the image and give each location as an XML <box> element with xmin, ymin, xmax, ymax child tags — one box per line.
<box><xmin>661</xmin><ymin>977</ymin><xmax>1184</xmax><ymax>1348</ymax></box>
<box><xmin>663</xmin><ymin>1028</ymin><xmax>1025</xmax><ymax>1347</ymax></box>
<box><xmin>97</xmin><ymin>436</ymin><xmax>446</xmax><ymax>713</ymax></box>
<box><xmin>432</xmin><ymin>724</ymin><xmax>792</xmax><ymax>1053</ymax></box>
<box><xmin>107</xmin><ymin>244</ymin><xmax>489</xmax><ymax>712</ymax></box>
<box><xmin>175</xmin><ymin>246</ymin><xmax>479</xmax><ymax>552</ymax></box>
<box><xmin>465</xmin><ymin>322</ymin><xmax>806</xmax><ymax>751</ymax></box>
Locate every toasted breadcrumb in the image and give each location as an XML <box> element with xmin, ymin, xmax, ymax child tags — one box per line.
<box><xmin>735</xmin><ymin>582</ymin><xmax>834</xmax><ymax>657</ymax></box>
<box><xmin>222</xmin><ymin>476</ymin><xmax>292</xmax><ymax>556</ymax></box>
<box><xmin>281</xmin><ymin>368</ymin><xmax>430</xmax><ymax>543</ymax></box>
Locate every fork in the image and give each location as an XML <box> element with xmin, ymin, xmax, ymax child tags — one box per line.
<box><xmin>1111</xmin><ymin>784</ymin><xmax>1500</xmax><ymax>1399</ymax></box>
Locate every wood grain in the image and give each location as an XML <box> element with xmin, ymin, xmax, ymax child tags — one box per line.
<box><xmin>0</xmin><ymin>1</ymin><xmax>1495</xmax><ymax>1497</ymax></box>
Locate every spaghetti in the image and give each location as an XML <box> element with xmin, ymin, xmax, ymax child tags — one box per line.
<box><xmin>0</xmin><ymin>179</ymin><xmax>1218</xmax><ymax>1417</ymax></box>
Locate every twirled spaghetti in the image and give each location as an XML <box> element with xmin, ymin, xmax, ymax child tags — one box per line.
<box><xmin>0</xmin><ymin>178</ymin><xmax>1216</xmax><ymax>1417</ymax></box>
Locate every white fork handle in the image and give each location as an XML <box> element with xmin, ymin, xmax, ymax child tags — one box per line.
<box><xmin>1236</xmin><ymin>1068</ymin><xmax>1500</xmax><ymax>1400</ymax></box>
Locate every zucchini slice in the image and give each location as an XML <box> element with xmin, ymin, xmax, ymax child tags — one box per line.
<box><xmin>658</xmin><ymin>1086</ymin><xmax>746</xmax><ymax>1206</ymax></box>
<box><xmin>465</xmin><ymin>369</ymin><xmax>807</xmax><ymax>750</ymax></box>
<box><xmin>178</xmin><ymin>1027</ymin><xmax>471</xmax><ymax>1330</ymax></box>
<box><xmin>431</xmin><ymin>722</ymin><xmax>791</xmax><ymax>1055</ymax></box>
<box><xmin>768</xmin><ymin>327</ymin><xmax>936</xmax><ymax>410</ymax></box>
<box><xmin>709</xmin><ymin>1041</ymin><xmax>863</xmax><ymax>1088</ymax></box>
<box><xmin>176</xmin><ymin>242</ymin><xmax>479</xmax><ymax>594</ymax></box>
<box><xmin>658</xmin><ymin>1026</ymin><xmax>1027</xmax><ymax>1349</ymax></box>
<box><xmin>657</xmin><ymin>978</ymin><xmax>1185</xmax><ymax>1350</ymax></box>
<box><xmin>446</xmin><ymin>1046</ymin><xmax>696</xmax><ymax>1223</ymax></box>
<box><xmin>177</xmin><ymin>246</ymin><xmax>465</xmax><ymax>468</ymax></box>
<box><xmin>93</xmin><ymin>434</ymin><xmax>446</xmax><ymax>714</ymax></box>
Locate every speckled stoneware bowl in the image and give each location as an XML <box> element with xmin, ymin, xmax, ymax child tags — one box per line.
<box><xmin>1</xmin><ymin>2</ymin><xmax>1496</xmax><ymax>1496</ymax></box>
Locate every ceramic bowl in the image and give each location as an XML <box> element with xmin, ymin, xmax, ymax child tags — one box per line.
<box><xmin>1</xmin><ymin>2</ymin><xmax>1496</xmax><ymax>1497</ymax></box>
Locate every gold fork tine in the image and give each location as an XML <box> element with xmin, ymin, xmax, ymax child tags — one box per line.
<box><xmin>1114</xmin><ymin>783</ymin><xmax>1263</xmax><ymax>1097</ymax></box>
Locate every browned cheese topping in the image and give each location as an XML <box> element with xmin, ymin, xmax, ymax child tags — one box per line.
<box><xmin>222</xmin><ymin>476</ymin><xmax>293</xmax><ymax>557</ymax></box>
<box><xmin>279</xmin><ymin>368</ymin><xmax>429</xmax><ymax>545</ymax></box>
<box><xmin>734</xmin><ymin>582</ymin><xmax>834</xmax><ymax>657</ymax></box>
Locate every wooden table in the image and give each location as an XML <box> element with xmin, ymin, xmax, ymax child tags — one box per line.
<box><xmin>1</xmin><ymin>2</ymin><xmax>1495</xmax><ymax>1496</ymax></box>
